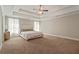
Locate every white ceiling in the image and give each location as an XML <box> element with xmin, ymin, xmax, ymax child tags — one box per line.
<box><xmin>1</xmin><ymin>5</ymin><xmax>79</xmax><ymax>21</ymax></box>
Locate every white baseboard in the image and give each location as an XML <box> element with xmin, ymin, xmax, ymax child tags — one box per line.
<box><xmin>44</xmin><ymin>33</ymin><xmax>79</xmax><ymax>41</ymax></box>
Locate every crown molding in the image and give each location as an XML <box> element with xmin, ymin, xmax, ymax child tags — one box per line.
<box><xmin>41</xmin><ymin>6</ymin><xmax>79</xmax><ymax>21</ymax></box>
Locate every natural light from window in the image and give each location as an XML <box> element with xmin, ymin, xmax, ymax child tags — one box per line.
<box><xmin>8</xmin><ymin>18</ymin><xmax>20</xmax><ymax>34</ymax></box>
<box><xmin>34</xmin><ymin>21</ymin><xmax>39</xmax><ymax>31</ymax></box>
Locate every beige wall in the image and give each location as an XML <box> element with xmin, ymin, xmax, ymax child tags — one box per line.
<box><xmin>20</xmin><ymin>19</ymin><xmax>34</xmax><ymax>31</ymax></box>
<box><xmin>40</xmin><ymin>13</ymin><xmax>79</xmax><ymax>39</ymax></box>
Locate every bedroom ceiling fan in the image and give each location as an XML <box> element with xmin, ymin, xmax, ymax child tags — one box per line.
<box><xmin>33</xmin><ymin>5</ymin><xmax>48</xmax><ymax>15</ymax></box>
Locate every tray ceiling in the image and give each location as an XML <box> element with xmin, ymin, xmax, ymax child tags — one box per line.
<box><xmin>1</xmin><ymin>5</ymin><xmax>79</xmax><ymax>21</ymax></box>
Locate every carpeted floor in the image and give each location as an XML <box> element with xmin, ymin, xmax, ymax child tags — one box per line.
<box><xmin>0</xmin><ymin>35</ymin><xmax>79</xmax><ymax>54</ymax></box>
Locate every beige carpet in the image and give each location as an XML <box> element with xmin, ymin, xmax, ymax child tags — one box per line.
<box><xmin>0</xmin><ymin>35</ymin><xmax>79</xmax><ymax>54</ymax></box>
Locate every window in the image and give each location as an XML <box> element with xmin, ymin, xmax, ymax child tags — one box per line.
<box><xmin>8</xmin><ymin>18</ymin><xmax>20</xmax><ymax>34</ymax></box>
<box><xmin>34</xmin><ymin>21</ymin><xmax>39</xmax><ymax>31</ymax></box>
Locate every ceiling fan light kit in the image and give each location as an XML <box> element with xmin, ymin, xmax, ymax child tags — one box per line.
<box><xmin>37</xmin><ymin>10</ymin><xmax>43</xmax><ymax>15</ymax></box>
<box><xmin>34</xmin><ymin>5</ymin><xmax>48</xmax><ymax>15</ymax></box>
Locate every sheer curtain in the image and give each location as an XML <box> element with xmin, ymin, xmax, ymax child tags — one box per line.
<box><xmin>33</xmin><ymin>21</ymin><xmax>40</xmax><ymax>31</ymax></box>
<box><xmin>8</xmin><ymin>18</ymin><xmax>20</xmax><ymax>35</ymax></box>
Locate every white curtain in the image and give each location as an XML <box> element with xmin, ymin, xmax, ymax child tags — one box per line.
<box><xmin>8</xmin><ymin>18</ymin><xmax>20</xmax><ymax>35</ymax></box>
<box><xmin>33</xmin><ymin>21</ymin><xmax>39</xmax><ymax>31</ymax></box>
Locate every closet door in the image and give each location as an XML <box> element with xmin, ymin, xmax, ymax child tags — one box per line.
<box><xmin>0</xmin><ymin>6</ymin><xmax>3</xmax><ymax>48</ymax></box>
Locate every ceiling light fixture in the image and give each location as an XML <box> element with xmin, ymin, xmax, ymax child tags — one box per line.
<box><xmin>37</xmin><ymin>10</ymin><xmax>43</xmax><ymax>15</ymax></box>
<box><xmin>33</xmin><ymin>5</ymin><xmax>48</xmax><ymax>16</ymax></box>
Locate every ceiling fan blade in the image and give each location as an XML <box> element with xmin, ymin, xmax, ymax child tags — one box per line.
<box><xmin>43</xmin><ymin>10</ymin><xmax>48</xmax><ymax>11</ymax></box>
